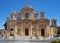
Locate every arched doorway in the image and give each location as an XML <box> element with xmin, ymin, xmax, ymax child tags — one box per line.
<box><xmin>10</xmin><ymin>28</ymin><xmax>14</xmax><ymax>36</ymax></box>
<box><xmin>41</xmin><ymin>28</ymin><xmax>45</xmax><ymax>36</ymax></box>
<box><xmin>25</xmin><ymin>28</ymin><xmax>29</xmax><ymax>36</ymax></box>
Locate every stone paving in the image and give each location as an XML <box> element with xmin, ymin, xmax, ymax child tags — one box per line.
<box><xmin>0</xmin><ymin>37</ymin><xmax>60</xmax><ymax>43</ymax></box>
<box><xmin>0</xmin><ymin>40</ymin><xmax>51</xmax><ymax>43</ymax></box>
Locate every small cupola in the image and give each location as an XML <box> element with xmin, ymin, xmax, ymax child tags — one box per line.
<box><xmin>40</xmin><ymin>11</ymin><xmax>45</xmax><ymax>18</ymax></box>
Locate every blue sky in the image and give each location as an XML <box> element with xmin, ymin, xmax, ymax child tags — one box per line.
<box><xmin>0</xmin><ymin>0</ymin><xmax>60</xmax><ymax>29</ymax></box>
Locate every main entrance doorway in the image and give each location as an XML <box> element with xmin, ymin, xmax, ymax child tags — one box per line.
<box><xmin>41</xmin><ymin>28</ymin><xmax>45</xmax><ymax>36</ymax></box>
<box><xmin>10</xmin><ymin>28</ymin><xmax>14</xmax><ymax>36</ymax></box>
<box><xmin>25</xmin><ymin>28</ymin><xmax>29</xmax><ymax>36</ymax></box>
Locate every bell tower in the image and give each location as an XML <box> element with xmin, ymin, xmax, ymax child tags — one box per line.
<box><xmin>52</xmin><ymin>18</ymin><xmax>57</xmax><ymax>27</ymax></box>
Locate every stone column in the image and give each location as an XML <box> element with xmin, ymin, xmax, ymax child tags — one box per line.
<box><xmin>29</xmin><ymin>27</ymin><xmax>30</xmax><ymax>37</ymax></box>
<box><xmin>46</xmin><ymin>25</ymin><xmax>52</xmax><ymax>38</ymax></box>
<box><xmin>49</xmin><ymin>26</ymin><xmax>51</xmax><ymax>37</ymax></box>
<box><xmin>37</xmin><ymin>26</ymin><xmax>39</xmax><ymax>39</ymax></box>
<box><xmin>39</xmin><ymin>26</ymin><xmax>41</xmax><ymax>38</ymax></box>
<box><xmin>21</xmin><ymin>26</ymin><xmax>24</xmax><ymax>36</ymax></box>
<box><xmin>7</xmin><ymin>28</ymin><xmax>10</xmax><ymax>39</ymax></box>
<box><xmin>30</xmin><ymin>25</ymin><xmax>33</xmax><ymax>39</ymax></box>
<box><xmin>46</xmin><ymin>27</ymin><xmax>49</xmax><ymax>37</ymax></box>
<box><xmin>14</xmin><ymin>25</ymin><xmax>17</xmax><ymax>39</ymax></box>
<box><xmin>45</xmin><ymin>28</ymin><xmax>46</xmax><ymax>38</ymax></box>
<box><xmin>50</xmin><ymin>27</ymin><xmax>54</xmax><ymax>37</ymax></box>
<box><xmin>5</xmin><ymin>30</ymin><xmax>7</xmax><ymax>39</ymax></box>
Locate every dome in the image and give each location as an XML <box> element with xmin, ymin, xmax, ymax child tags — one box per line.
<box><xmin>21</xmin><ymin>5</ymin><xmax>34</xmax><ymax>12</ymax></box>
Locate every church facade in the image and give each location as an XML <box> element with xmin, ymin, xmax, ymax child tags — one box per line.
<box><xmin>4</xmin><ymin>5</ymin><xmax>57</xmax><ymax>39</ymax></box>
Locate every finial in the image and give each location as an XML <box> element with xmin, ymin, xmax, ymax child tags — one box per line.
<box><xmin>12</xmin><ymin>9</ymin><xmax>17</xmax><ymax>14</ymax></box>
<box><xmin>53</xmin><ymin>17</ymin><xmax>55</xmax><ymax>19</ymax></box>
<box><xmin>53</xmin><ymin>17</ymin><xmax>56</xmax><ymax>20</ymax></box>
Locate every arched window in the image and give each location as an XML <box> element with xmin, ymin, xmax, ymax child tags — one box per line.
<box><xmin>25</xmin><ymin>13</ymin><xmax>29</xmax><ymax>19</ymax></box>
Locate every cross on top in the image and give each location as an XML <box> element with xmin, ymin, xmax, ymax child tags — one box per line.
<box><xmin>26</xmin><ymin>0</ymin><xmax>28</xmax><ymax>6</ymax></box>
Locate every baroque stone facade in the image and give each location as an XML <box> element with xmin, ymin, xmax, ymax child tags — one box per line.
<box><xmin>4</xmin><ymin>5</ymin><xmax>57</xmax><ymax>39</ymax></box>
